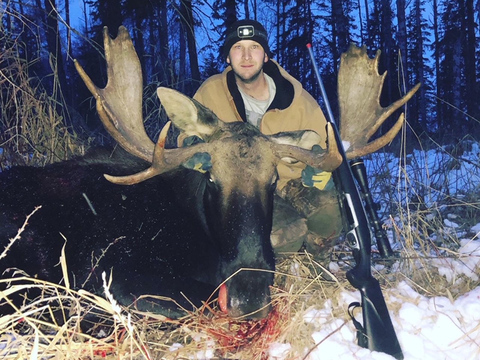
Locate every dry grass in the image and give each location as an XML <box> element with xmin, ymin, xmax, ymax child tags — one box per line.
<box><xmin>0</xmin><ymin>252</ymin><xmax>344</xmax><ymax>359</ymax></box>
<box><xmin>1</xmin><ymin>225</ymin><xmax>478</xmax><ymax>359</ymax></box>
<box><xmin>0</xmin><ymin>25</ymin><xmax>88</xmax><ymax>169</ymax></box>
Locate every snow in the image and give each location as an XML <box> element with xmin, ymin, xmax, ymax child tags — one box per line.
<box><xmin>266</xmin><ymin>237</ymin><xmax>480</xmax><ymax>359</ymax></box>
<box><xmin>433</xmin><ymin>239</ymin><xmax>480</xmax><ymax>282</ymax></box>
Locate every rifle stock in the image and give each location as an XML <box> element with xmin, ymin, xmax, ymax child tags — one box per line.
<box><xmin>307</xmin><ymin>44</ymin><xmax>403</xmax><ymax>359</ymax></box>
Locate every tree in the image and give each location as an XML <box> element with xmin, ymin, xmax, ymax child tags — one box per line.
<box><xmin>178</xmin><ymin>0</ymin><xmax>201</xmax><ymax>92</ymax></box>
<box><xmin>153</xmin><ymin>0</ymin><xmax>172</xmax><ymax>85</ymax></box>
<box><xmin>366</xmin><ymin>0</ymin><xmax>404</xmax><ymax>135</ymax></box>
<box><xmin>432</xmin><ymin>0</ymin><xmax>442</xmax><ymax>130</ymax></box>
<box><xmin>407</xmin><ymin>0</ymin><xmax>433</xmax><ymax>137</ymax></box>
<box><xmin>396</xmin><ymin>0</ymin><xmax>407</xmax><ymax>83</ymax></box>
<box><xmin>330</xmin><ymin>1</ymin><xmax>357</xmax><ymax>74</ymax></box>
<box><xmin>43</xmin><ymin>0</ymin><xmax>69</xmax><ymax>119</ymax></box>
<box><xmin>464</xmin><ymin>0</ymin><xmax>478</xmax><ymax>131</ymax></box>
<box><xmin>438</xmin><ymin>1</ymin><xmax>466</xmax><ymax>137</ymax></box>
<box><xmin>89</xmin><ymin>0</ymin><xmax>124</xmax><ymax>37</ymax></box>
<box><xmin>280</xmin><ymin>0</ymin><xmax>324</xmax><ymax>96</ymax></box>
<box><xmin>212</xmin><ymin>0</ymin><xmax>238</xmax><ymax>60</ymax></box>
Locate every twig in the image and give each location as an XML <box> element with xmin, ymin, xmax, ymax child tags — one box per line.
<box><xmin>0</xmin><ymin>206</ymin><xmax>42</xmax><ymax>260</ymax></box>
<box><xmin>301</xmin><ymin>320</ymin><xmax>349</xmax><ymax>360</ymax></box>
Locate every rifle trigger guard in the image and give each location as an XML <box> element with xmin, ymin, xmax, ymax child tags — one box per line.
<box><xmin>348</xmin><ymin>302</ymin><xmax>368</xmax><ymax>349</ymax></box>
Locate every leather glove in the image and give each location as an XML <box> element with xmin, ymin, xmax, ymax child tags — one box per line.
<box><xmin>301</xmin><ymin>165</ymin><xmax>333</xmax><ymax>190</ymax></box>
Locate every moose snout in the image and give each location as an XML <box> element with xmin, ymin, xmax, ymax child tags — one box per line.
<box><xmin>228</xmin><ymin>295</ymin><xmax>272</xmax><ymax>320</ymax></box>
<box><xmin>219</xmin><ymin>270</ymin><xmax>273</xmax><ymax>320</ymax></box>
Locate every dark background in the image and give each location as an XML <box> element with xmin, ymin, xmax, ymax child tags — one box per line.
<box><xmin>1</xmin><ymin>0</ymin><xmax>479</xmax><ymax>150</ymax></box>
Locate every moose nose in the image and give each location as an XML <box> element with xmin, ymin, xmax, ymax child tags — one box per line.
<box><xmin>228</xmin><ymin>298</ymin><xmax>271</xmax><ymax>320</ymax></box>
<box><xmin>219</xmin><ymin>283</ymin><xmax>272</xmax><ymax>320</ymax></box>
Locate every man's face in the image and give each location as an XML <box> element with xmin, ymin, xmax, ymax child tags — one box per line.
<box><xmin>227</xmin><ymin>40</ymin><xmax>269</xmax><ymax>84</ymax></box>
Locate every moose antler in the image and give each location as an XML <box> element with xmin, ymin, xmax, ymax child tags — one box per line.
<box><xmin>74</xmin><ymin>27</ymin><xmax>212</xmax><ymax>185</ymax></box>
<box><xmin>74</xmin><ymin>26</ymin><xmax>154</xmax><ymax>163</ymax></box>
<box><xmin>338</xmin><ymin>44</ymin><xmax>420</xmax><ymax>159</ymax></box>
<box><xmin>76</xmin><ymin>28</ymin><xmax>419</xmax><ymax>186</ymax></box>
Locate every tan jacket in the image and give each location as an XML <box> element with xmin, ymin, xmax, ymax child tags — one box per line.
<box><xmin>193</xmin><ymin>60</ymin><xmax>328</xmax><ymax>189</ymax></box>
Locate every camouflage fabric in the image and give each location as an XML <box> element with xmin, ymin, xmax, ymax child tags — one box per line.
<box><xmin>271</xmin><ymin>178</ymin><xmax>343</xmax><ymax>257</ymax></box>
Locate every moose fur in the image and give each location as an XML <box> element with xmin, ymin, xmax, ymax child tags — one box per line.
<box><xmin>0</xmin><ymin>148</ymin><xmax>223</xmax><ymax>318</ymax></box>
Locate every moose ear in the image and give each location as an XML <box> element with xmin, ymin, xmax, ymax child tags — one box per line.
<box><xmin>157</xmin><ymin>87</ymin><xmax>219</xmax><ymax>139</ymax></box>
<box><xmin>269</xmin><ymin>130</ymin><xmax>323</xmax><ymax>149</ymax></box>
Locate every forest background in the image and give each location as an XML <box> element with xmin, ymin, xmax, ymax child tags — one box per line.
<box><xmin>1</xmin><ymin>0</ymin><xmax>480</xmax><ymax>151</ymax></box>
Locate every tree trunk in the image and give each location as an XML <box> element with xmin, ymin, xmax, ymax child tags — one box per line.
<box><xmin>465</xmin><ymin>0</ymin><xmax>477</xmax><ymax>130</ymax></box>
<box><xmin>158</xmin><ymin>0</ymin><xmax>171</xmax><ymax>84</ymax></box>
<box><xmin>331</xmin><ymin>0</ymin><xmax>349</xmax><ymax>72</ymax></box>
<box><xmin>43</xmin><ymin>0</ymin><xmax>68</xmax><ymax>116</ymax></box>
<box><xmin>414</xmin><ymin>0</ymin><xmax>426</xmax><ymax>134</ymax></box>
<box><xmin>396</xmin><ymin>0</ymin><xmax>407</xmax><ymax>82</ymax></box>
<box><xmin>364</xmin><ymin>0</ymin><xmax>370</xmax><ymax>43</ymax></box>
<box><xmin>82</xmin><ymin>0</ymin><xmax>89</xmax><ymax>35</ymax></box>
<box><xmin>179</xmin><ymin>0</ymin><xmax>201</xmax><ymax>91</ymax></box>
<box><xmin>357</xmin><ymin>0</ymin><xmax>364</xmax><ymax>42</ymax></box>
<box><xmin>433</xmin><ymin>0</ymin><xmax>442</xmax><ymax>130</ymax></box>
<box><xmin>65</xmin><ymin>0</ymin><xmax>71</xmax><ymax>57</ymax></box>
<box><xmin>244</xmin><ymin>0</ymin><xmax>249</xmax><ymax>19</ymax></box>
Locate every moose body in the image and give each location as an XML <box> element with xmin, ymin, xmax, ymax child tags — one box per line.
<box><xmin>0</xmin><ymin>80</ymin><xmax>338</xmax><ymax>320</ymax></box>
<box><xmin>0</xmin><ymin>150</ymin><xmax>223</xmax><ymax>317</ymax></box>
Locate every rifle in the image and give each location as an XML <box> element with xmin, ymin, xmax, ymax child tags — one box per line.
<box><xmin>307</xmin><ymin>44</ymin><xmax>403</xmax><ymax>360</ymax></box>
<box><xmin>350</xmin><ymin>159</ymin><xmax>395</xmax><ymax>258</ymax></box>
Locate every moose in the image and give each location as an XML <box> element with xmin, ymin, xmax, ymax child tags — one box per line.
<box><xmin>0</xmin><ymin>26</ymin><xmax>418</xmax><ymax>320</ymax></box>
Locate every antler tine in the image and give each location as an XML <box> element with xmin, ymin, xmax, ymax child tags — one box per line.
<box><xmin>273</xmin><ymin>123</ymin><xmax>343</xmax><ymax>172</ymax></box>
<box><xmin>75</xmin><ymin>26</ymin><xmax>154</xmax><ymax>163</ymax></box>
<box><xmin>104</xmin><ymin>122</ymin><xmax>210</xmax><ymax>185</ymax></box>
<box><xmin>347</xmin><ymin>113</ymin><xmax>404</xmax><ymax>159</ymax></box>
<box><xmin>338</xmin><ymin>44</ymin><xmax>420</xmax><ymax>158</ymax></box>
<box><xmin>364</xmin><ymin>82</ymin><xmax>421</xmax><ymax>141</ymax></box>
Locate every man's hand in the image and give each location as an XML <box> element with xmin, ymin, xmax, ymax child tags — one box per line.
<box><xmin>301</xmin><ymin>165</ymin><xmax>333</xmax><ymax>190</ymax></box>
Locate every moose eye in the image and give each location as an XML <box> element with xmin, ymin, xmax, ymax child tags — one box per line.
<box><xmin>208</xmin><ymin>173</ymin><xmax>215</xmax><ymax>183</ymax></box>
<box><xmin>206</xmin><ymin>172</ymin><xmax>217</xmax><ymax>188</ymax></box>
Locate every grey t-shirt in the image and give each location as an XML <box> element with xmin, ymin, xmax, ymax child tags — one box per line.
<box><xmin>238</xmin><ymin>74</ymin><xmax>276</xmax><ymax>128</ymax></box>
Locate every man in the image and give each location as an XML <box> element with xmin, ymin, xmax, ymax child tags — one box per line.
<box><xmin>192</xmin><ymin>19</ymin><xmax>342</xmax><ymax>255</ymax></box>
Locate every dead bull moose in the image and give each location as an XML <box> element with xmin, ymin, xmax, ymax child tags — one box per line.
<box><xmin>0</xmin><ymin>26</ymin><xmax>418</xmax><ymax>320</ymax></box>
